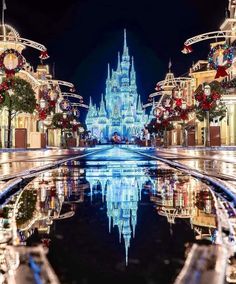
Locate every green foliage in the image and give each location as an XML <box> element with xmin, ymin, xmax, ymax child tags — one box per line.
<box><xmin>16</xmin><ymin>189</ymin><xmax>37</xmax><ymax>226</ymax></box>
<box><xmin>0</xmin><ymin>77</ymin><xmax>36</xmax><ymax>114</ymax></box>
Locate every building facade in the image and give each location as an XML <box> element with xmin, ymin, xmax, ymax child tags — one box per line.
<box><xmin>86</xmin><ymin>30</ymin><xmax>148</xmax><ymax>141</ymax></box>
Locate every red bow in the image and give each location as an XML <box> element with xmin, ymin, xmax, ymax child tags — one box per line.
<box><xmin>215</xmin><ymin>66</ymin><xmax>228</xmax><ymax>79</ymax></box>
<box><xmin>181</xmin><ymin>44</ymin><xmax>193</xmax><ymax>54</ymax></box>
<box><xmin>39</xmin><ymin>50</ymin><xmax>49</xmax><ymax>60</ymax></box>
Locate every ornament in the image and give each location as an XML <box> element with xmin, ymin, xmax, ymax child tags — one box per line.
<box><xmin>0</xmin><ymin>49</ymin><xmax>25</xmax><ymax>77</ymax></box>
<box><xmin>153</xmin><ymin>107</ymin><xmax>163</xmax><ymax>118</ymax></box>
<box><xmin>208</xmin><ymin>44</ymin><xmax>233</xmax><ymax>79</ymax></box>
<box><xmin>59</xmin><ymin>99</ymin><xmax>72</xmax><ymax>111</ymax></box>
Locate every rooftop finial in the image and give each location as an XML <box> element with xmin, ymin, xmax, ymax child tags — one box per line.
<box><xmin>124</xmin><ymin>29</ymin><xmax>127</xmax><ymax>49</ymax></box>
<box><xmin>2</xmin><ymin>0</ymin><xmax>7</xmax><ymax>39</ymax></box>
<box><xmin>107</xmin><ymin>63</ymin><xmax>110</xmax><ymax>80</ymax></box>
<box><xmin>168</xmin><ymin>58</ymin><xmax>172</xmax><ymax>72</ymax></box>
<box><xmin>131</xmin><ymin>56</ymin><xmax>135</xmax><ymax>71</ymax></box>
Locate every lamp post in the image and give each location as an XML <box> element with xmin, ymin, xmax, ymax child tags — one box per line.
<box><xmin>163</xmin><ymin>110</ymin><xmax>169</xmax><ymax>148</ymax></box>
<box><xmin>204</xmin><ymin>84</ymin><xmax>211</xmax><ymax>147</ymax></box>
<box><xmin>181</xmin><ymin>101</ymin><xmax>187</xmax><ymax>147</ymax></box>
<box><xmin>58</xmin><ymin>112</ymin><xmax>68</xmax><ymax>148</ymax></box>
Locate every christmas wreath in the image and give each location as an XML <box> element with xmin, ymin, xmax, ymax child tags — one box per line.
<box><xmin>59</xmin><ymin>99</ymin><xmax>72</xmax><ymax>112</ymax></box>
<box><xmin>0</xmin><ymin>49</ymin><xmax>25</xmax><ymax>77</ymax></box>
<box><xmin>52</xmin><ymin>113</ymin><xmax>73</xmax><ymax>129</ymax></box>
<box><xmin>37</xmin><ymin>86</ymin><xmax>57</xmax><ymax>120</ymax></box>
<box><xmin>208</xmin><ymin>44</ymin><xmax>233</xmax><ymax>79</ymax></box>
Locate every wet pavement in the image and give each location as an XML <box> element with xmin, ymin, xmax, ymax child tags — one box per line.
<box><xmin>0</xmin><ymin>146</ymin><xmax>218</xmax><ymax>284</ymax></box>
<box><xmin>0</xmin><ymin>148</ymin><xmax>101</xmax><ymax>181</ymax></box>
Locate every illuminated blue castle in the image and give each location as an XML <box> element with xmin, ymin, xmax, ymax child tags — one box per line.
<box><xmin>86</xmin><ymin>30</ymin><xmax>148</xmax><ymax>141</ymax></box>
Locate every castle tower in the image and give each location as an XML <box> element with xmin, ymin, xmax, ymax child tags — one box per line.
<box><xmin>86</xmin><ymin>30</ymin><xmax>149</xmax><ymax>141</ymax></box>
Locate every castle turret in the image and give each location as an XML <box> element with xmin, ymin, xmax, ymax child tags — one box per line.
<box><xmin>121</xmin><ymin>29</ymin><xmax>130</xmax><ymax>88</ymax></box>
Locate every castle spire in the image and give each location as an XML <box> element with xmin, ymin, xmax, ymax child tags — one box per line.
<box><xmin>131</xmin><ymin>56</ymin><xmax>135</xmax><ymax>72</ymax></box>
<box><xmin>99</xmin><ymin>93</ymin><xmax>106</xmax><ymax>116</ymax></box>
<box><xmin>122</xmin><ymin>29</ymin><xmax>129</xmax><ymax>57</ymax></box>
<box><xmin>117</xmin><ymin>52</ymin><xmax>121</xmax><ymax>72</ymax></box>
<box><xmin>89</xmin><ymin>96</ymin><xmax>93</xmax><ymax>108</ymax></box>
<box><xmin>124</xmin><ymin>29</ymin><xmax>127</xmax><ymax>51</ymax></box>
<box><xmin>137</xmin><ymin>95</ymin><xmax>142</xmax><ymax>113</ymax></box>
<box><xmin>107</xmin><ymin>63</ymin><xmax>111</xmax><ymax>80</ymax></box>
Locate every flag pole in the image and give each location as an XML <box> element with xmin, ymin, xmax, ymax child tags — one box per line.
<box><xmin>2</xmin><ymin>0</ymin><xmax>6</xmax><ymax>40</ymax></box>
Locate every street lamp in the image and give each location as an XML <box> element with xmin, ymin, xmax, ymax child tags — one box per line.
<box><xmin>39</xmin><ymin>98</ymin><xmax>47</xmax><ymax>109</ymax></box>
<box><xmin>204</xmin><ymin>84</ymin><xmax>211</xmax><ymax>147</ymax></box>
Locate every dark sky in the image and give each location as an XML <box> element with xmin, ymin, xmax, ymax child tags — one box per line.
<box><xmin>6</xmin><ymin>0</ymin><xmax>227</xmax><ymax>119</ymax></box>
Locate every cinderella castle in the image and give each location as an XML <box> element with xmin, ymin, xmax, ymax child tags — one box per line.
<box><xmin>86</xmin><ymin>30</ymin><xmax>148</xmax><ymax>141</ymax></box>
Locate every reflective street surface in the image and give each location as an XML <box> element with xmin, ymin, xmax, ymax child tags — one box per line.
<box><xmin>0</xmin><ymin>149</ymin><xmax>89</xmax><ymax>180</ymax></box>
<box><xmin>0</xmin><ymin>146</ymin><xmax>219</xmax><ymax>284</ymax></box>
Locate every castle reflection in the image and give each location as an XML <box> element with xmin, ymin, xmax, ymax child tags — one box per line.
<box><xmin>85</xmin><ymin>162</ymin><xmax>149</xmax><ymax>265</ymax></box>
<box><xmin>9</xmin><ymin>160</ymin><xmax>217</xmax><ymax>266</ymax></box>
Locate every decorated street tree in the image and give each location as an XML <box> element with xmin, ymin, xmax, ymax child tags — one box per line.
<box><xmin>147</xmin><ymin>100</ymin><xmax>175</xmax><ymax>147</ymax></box>
<box><xmin>52</xmin><ymin>99</ymin><xmax>81</xmax><ymax>147</ymax></box>
<box><xmin>172</xmin><ymin>89</ymin><xmax>194</xmax><ymax>146</ymax></box>
<box><xmin>194</xmin><ymin>80</ymin><xmax>226</xmax><ymax>146</ymax></box>
<box><xmin>0</xmin><ymin>77</ymin><xmax>36</xmax><ymax>148</ymax></box>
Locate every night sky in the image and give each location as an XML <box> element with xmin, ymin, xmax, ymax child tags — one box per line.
<box><xmin>7</xmin><ymin>0</ymin><xmax>227</xmax><ymax>120</ymax></box>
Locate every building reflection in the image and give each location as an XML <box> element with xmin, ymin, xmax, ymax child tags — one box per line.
<box><xmin>148</xmin><ymin>168</ymin><xmax>217</xmax><ymax>241</ymax></box>
<box><xmin>14</xmin><ymin>161</ymin><xmax>87</xmax><ymax>241</ymax></box>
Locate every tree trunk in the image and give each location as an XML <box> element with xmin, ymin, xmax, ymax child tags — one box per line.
<box><xmin>7</xmin><ymin>108</ymin><xmax>12</xmax><ymax>148</ymax></box>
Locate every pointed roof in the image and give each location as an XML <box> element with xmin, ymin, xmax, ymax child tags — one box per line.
<box><xmin>131</xmin><ymin>56</ymin><xmax>135</xmax><ymax>72</ymax></box>
<box><xmin>162</xmin><ymin>61</ymin><xmax>177</xmax><ymax>90</ymax></box>
<box><xmin>122</xmin><ymin>29</ymin><xmax>129</xmax><ymax>57</ymax></box>
<box><xmin>117</xmin><ymin>52</ymin><xmax>121</xmax><ymax>72</ymax></box>
<box><xmin>99</xmin><ymin>93</ymin><xmax>107</xmax><ymax>116</ymax></box>
<box><xmin>136</xmin><ymin>95</ymin><xmax>142</xmax><ymax>113</ymax></box>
